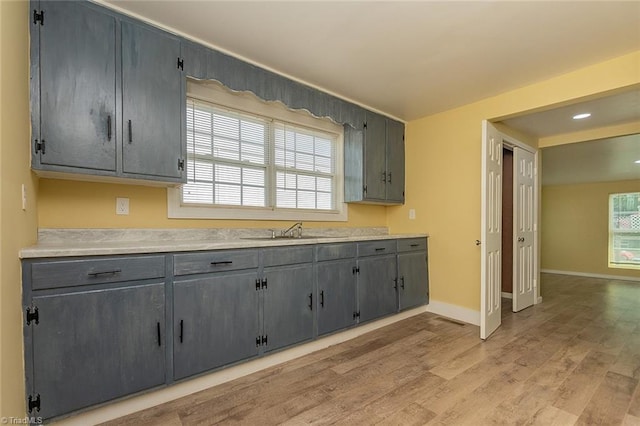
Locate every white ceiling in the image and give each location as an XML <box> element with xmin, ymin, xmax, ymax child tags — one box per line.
<box><xmin>102</xmin><ymin>0</ymin><xmax>640</xmax><ymax>121</ymax></box>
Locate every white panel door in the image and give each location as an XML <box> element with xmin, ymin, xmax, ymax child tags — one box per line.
<box><xmin>481</xmin><ymin>121</ymin><xmax>502</xmax><ymax>340</ymax></box>
<box><xmin>513</xmin><ymin>147</ymin><xmax>535</xmax><ymax>312</ymax></box>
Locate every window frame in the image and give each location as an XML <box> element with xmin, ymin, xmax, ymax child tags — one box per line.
<box><xmin>168</xmin><ymin>80</ymin><xmax>347</xmax><ymax>221</ymax></box>
<box><xmin>608</xmin><ymin>192</ymin><xmax>640</xmax><ymax>270</ymax></box>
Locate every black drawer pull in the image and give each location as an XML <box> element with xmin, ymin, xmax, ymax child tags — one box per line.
<box><xmin>107</xmin><ymin>115</ymin><xmax>112</xmax><ymax>141</ymax></box>
<box><xmin>157</xmin><ymin>322</ymin><xmax>161</xmax><ymax>347</ymax></box>
<box><xmin>410</xmin><ymin>243</ymin><xmax>420</xmax><ymax>247</ymax></box>
<box><xmin>87</xmin><ymin>269</ymin><xmax>121</xmax><ymax>277</ymax></box>
<box><xmin>308</xmin><ymin>293</ymin><xmax>313</xmax><ymax>310</ymax></box>
<box><xmin>179</xmin><ymin>319</ymin><xmax>184</xmax><ymax>343</ymax></box>
<box><xmin>128</xmin><ymin>120</ymin><xmax>133</xmax><ymax>143</ymax></box>
<box><xmin>375</xmin><ymin>248</ymin><xmax>386</xmax><ymax>252</ymax></box>
<box><xmin>401</xmin><ymin>276</ymin><xmax>405</xmax><ymax>290</ymax></box>
<box><xmin>210</xmin><ymin>261</ymin><xmax>233</xmax><ymax>266</ymax></box>
<box><xmin>320</xmin><ymin>290</ymin><xmax>324</xmax><ymax>308</ymax></box>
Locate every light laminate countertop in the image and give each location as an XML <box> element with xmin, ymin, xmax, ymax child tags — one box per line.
<box><xmin>20</xmin><ymin>228</ymin><xmax>428</xmax><ymax>258</ymax></box>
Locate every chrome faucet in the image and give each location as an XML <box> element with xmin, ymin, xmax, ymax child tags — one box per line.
<box><xmin>281</xmin><ymin>222</ymin><xmax>303</xmax><ymax>238</ymax></box>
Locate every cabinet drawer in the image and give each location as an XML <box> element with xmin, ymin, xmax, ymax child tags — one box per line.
<box><xmin>357</xmin><ymin>240</ymin><xmax>397</xmax><ymax>257</ymax></box>
<box><xmin>316</xmin><ymin>243</ymin><xmax>356</xmax><ymax>262</ymax></box>
<box><xmin>174</xmin><ymin>250</ymin><xmax>259</xmax><ymax>276</ymax></box>
<box><xmin>397</xmin><ymin>238</ymin><xmax>427</xmax><ymax>253</ymax></box>
<box><xmin>263</xmin><ymin>246</ymin><xmax>314</xmax><ymax>267</ymax></box>
<box><xmin>31</xmin><ymin>255</ymin><xmax>166</xmax><ymax>290</ymax></box>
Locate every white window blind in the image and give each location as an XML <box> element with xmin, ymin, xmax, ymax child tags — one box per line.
<box><xmin>183</xmin><ymin>98</ymin><xmax>337</xmax><ymax>212</ymax></box>
<box><xmin>610</xmin><ymin>192</ymin><xmax>640</xmax><ymax>269</ymax></box>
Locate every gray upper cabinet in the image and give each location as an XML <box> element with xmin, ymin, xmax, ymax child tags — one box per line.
<box><xmin>121</xmin><ymin>21</ymin><xmax>183</xmax><ymax>180</ymax></box>
<box><xmin>385</xmin><ymin>119</ymin><xmax>406</xmax><ymax>203</ymax></box>
<box><xmin>34</xmin><ymin>1</ymin><xmax>117</xmax><ymax>172</ymax></box>
<box><xmin>30</xmin><ymin>0</ymin><xmax>185</xmax><ymax>184</ymax></box>
<box><xmin>31</xmin><ymin>283</ymin><xmax>165</xmax><ymax>420</ymax></box>
<box><xmin>344</xmin><ymin>111</ymin><xmax>405</xmax><ymax>205</ymax></box>
<box><xmin>173</xmin><ymin>271</ymin><xmax>260</xmax><ymax>380</ymax></box>
<box><xmin>363</xmin><ymin>112</ymin><xmax>387</xmax><ymax>201</ymax></box>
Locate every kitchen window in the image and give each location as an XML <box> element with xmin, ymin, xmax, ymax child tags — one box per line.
<box><xmin>168</xmin><ymin>80</ymin><xmax>346</xmax><ymax>221</ymax></box>
<box><xmin>609</xmin><ymin>192</ymin><xmax>640</xmax><ymax>269</ymax></box>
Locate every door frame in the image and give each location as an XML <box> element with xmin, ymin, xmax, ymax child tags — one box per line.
<box><xmin>480</xmin><ymin>120</ymin><xmax>540</xmax><ymax>339</ymax></box>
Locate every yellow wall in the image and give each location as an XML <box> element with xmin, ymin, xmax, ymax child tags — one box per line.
<box><xmin>0</xmin><ymin>0</ymin><xmax>38</xmax><ymax>418</ymax></box>
<box><xmin>38</xmin><ymin>179</ymin><xmax>387</xmax><ymax>229</ymax></box>
<box><xmin>541</xmin><ymin>180</ymin><xmax>640</xmax><ymax>279</ymax></box>
<box><xmin>388</xmin><ymin>51</ymin><xmax>640</xmax><ymax>311</ymax></box>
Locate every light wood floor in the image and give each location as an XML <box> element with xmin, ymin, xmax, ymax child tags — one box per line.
<box><xmin>103</xmin><ymin>273</ymin><xmax>640</xmax><ymax>425</ymax></box>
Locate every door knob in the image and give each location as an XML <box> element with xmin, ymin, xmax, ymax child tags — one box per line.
<box><xmin>518</xmin><ymin>237</ymin><xmax>525</xmax><ymax>242</ymax></box>
<box><xmin>475</xmin><ymin>240</ymin><xmax>481</xmax><ymax>246</ymax></box>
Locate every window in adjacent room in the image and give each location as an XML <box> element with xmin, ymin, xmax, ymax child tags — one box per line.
<box><xmin>168</xmin><ymin>80</ymin><xmax>346</xmax><ymax>221</ymax></box>
<box><xmin>609</xmin><ymin>192</ymin><xmax>640</xmax><ymax>269</ymax></box>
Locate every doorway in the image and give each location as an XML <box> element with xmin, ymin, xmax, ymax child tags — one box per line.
<box><xmin>481</xmin><ymin>121</ymin><xmax>539</xmax><ymax>340</ymax></box>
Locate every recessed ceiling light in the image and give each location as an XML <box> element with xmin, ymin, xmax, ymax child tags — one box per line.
<box><xmin>572</xmin><ymin>113</ymin><xmax>591</xmax><ymax>120</ymax></box>
<box><xmin>635</xmin><ymin>160</ymin><xmax>640</xmax><ymax>164</ymax></box>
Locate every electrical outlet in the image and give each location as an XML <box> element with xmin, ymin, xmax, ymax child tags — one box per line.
<box><xmin>409</xmin><ymin>209</ymin><xmax>416</xmax><ymax>220</ymax></box>
<box><xmin>116</xmin><ymin>197</ymin><xmax>129</xmax><ymax>215</ymax></box>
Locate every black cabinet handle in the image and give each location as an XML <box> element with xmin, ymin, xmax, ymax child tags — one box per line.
<box><xmin>387</xmin><ymin>172</ymin><xmax>392</xmax><ymax>183</ymax></box>
<box><xmin>87</xmin><ymin>269</ymin><xmax>121</xmax><ymax>277</ymax></box>
<box><xmin>210</xmin><ymin>261</ymin><xmax>233</xmax><ymax>266</ymax></box>
<box><xmin>375</xmin><ymin>248</ymin><xmax>386</xmax><ymax>252</ymax></box>
<box><xmin>410</xmin><ymin>243</ymin><xmax>420</xmax><ymax>247</ymax></box>
<box><xmin>128</xmin><ymin>120</ymin><xmax>132</xmax><ymax>143</ymax></box>
<box><xmin>393</xmin><ymin>278</ymin><xmax>398</xmax><ymax>289</ymax></box>
<box><xmin>157</xmin><ymin>322</ymin><xmax>161</xmax><ymax>347</ymax></box>
<box><xmin>179</xmin><ymin>319</ymin><xmax>184</xmax><ymax>343</ymax></box>
<box><xmin>401</xmin><ymin>276</ymin><xmax>405</xmax><ymax>290</ymax></box>
<box><xmin>308</xmin><ymin>293</ymin><xmax>313</xmax><ymax>310</ymax></box>
<box><xmin>107</xmin><ymin>115</ymin><xmax>112</xmax><ymax>141</ymax></box>
<box><xmin>382</xmin><ymin>171</ymin><xmax>387</xmax><ymax>182</ymax></box>
<box><xmin>320</xmin><ymin>290</ymin><xmax>324</xmax><ymax>308</ymax></box>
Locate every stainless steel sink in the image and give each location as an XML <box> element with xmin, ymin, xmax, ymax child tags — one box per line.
<box><xmin>242</xmin><ymin>235</ymin><xmax>328</xmax><ymax>241</ymax></box>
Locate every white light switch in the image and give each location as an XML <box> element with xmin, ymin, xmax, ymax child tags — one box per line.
<box><xmin>116</xmin><ymin>197</ymin><xmax>129</xmax><ymax>215</ymax></box>
<box><xmin>409</xmin><ymin>209</ymin><xmax>416</xmax><ymax>220</ymax></box>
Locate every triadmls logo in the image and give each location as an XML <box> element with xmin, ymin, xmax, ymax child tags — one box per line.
<box><xmin>1</xmin><ymin>417</ymin><xmax>43</xmax><ymax>425</ymax></box>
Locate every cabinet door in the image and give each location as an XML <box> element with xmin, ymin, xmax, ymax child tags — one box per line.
<box><xmin>358</xmin><ymin>255</ymin><xmax>397</xmax><ymax>322</ymax></box>
<box><xmin>386</xmin><ymin>119</ymin><xmax>405</xmax><ymax>203</ymax></box>
<box><xmin>363</xmin><ymin>112</ymin><xmax>387</xmax><ymax>201</ymax></box>
<box><xmin>173</xmin><ymin>272</ymin><xmax>259</xmax><ymax>380</ymax></box>
<box><xmin>263</xmin><ymin>264</ymin><xmax>314</xmax><ymax>352</ymax></box>
<box><xmin>121</xmin><ymin>21</ymin><xmax>183</xmax><ymax>179</ymax></box>
<box><xmin>317</xmin><ymin>259</ymin><xmax>357</xmax><ymax>336</ymax></box>
<box><xmin>31</xmin><ymin>283</ymin><xmax>165</xmax><ymax>420</ymax></box>
<box><xmin>398</xmin><ymin>252</ymin><xmax>429</xmax><ymax>310</ymax></box>
<box><xmin>38</xmin><ymin>1</ymin><xmax>116</xmax><ymax>172</ymax></box>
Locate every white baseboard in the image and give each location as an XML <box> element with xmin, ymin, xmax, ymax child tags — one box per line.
<box><xmin>541</xmin><ymin>269</ymin><xmax>640</xmax><ymax>283</ymax></box>
<box><xmin>501</xmin><ymin>292</ymin><xmax>513</xmax><ymax>299</ymax></box>
<box><xmin>54</xmin><ymin>306</ymin><xmax>428</xmax><ymax>426</ymax></box>
<box><xmin>425</xmin><ymin>300</ymin><xmax>480</xmax><ymax>326</ymax></box>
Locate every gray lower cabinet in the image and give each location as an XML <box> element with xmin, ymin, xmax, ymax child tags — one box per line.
<box><xmin>173</xmin><ymin>271</ymin><xmax>260</xmax><ymax>380</ymax></box>
<box><xmin>30</xmin><ymin>283</ymin><xmax>165</xmax><ymax>420</ymax></box>
<box><xmin>357</xmin><ymin>240</ymin><xmax>399</xmax><ymax>323</ymax></box>
<box><xmin>316</xmin><ymin>243</ymin><xmax>357</xmax><ymax>336</ymax></box>
<box><xmin>22</xmin><ymin>238</ymin><xmax>428</xmax><ymax>420</ymax></box>
<box><xmin>263</xmin><ymin>246</ymin><xmax>314</xmax><ymax>352</ymax></box>
<box><xmin>397</xmin><ymin>238</ymin><xmax>429</xmax><ymax>310</ymax></box>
